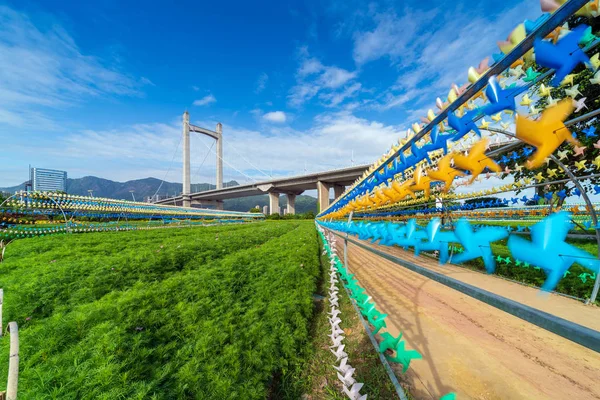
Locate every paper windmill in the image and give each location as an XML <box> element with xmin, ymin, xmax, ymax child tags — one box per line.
<box><xmin>378</xmin><ymin>332</ymin><xmax>403</xmax><ymax>353</ymax></box>
<box><xmin>534</xmin><ymin>24</ymin><xmax>591</xmax><ymax>87</ymax></box>
<box><xmin>385</xmin><ymin>340</ymin><xmax>422</xmax><ymax>373</ymax></box>
<box><xmin>508</xmin><ymin>212</ymin><xmax>600</xmax><ymax>291</ymax></box>
<box><xmin>452</xmin><ymin>138</ymin><xmax>501</xmax><ymax>183</ymax></box>
<box><xmin>515</xmin><ymin>98</ymin><xmax>577</xmax><ymax>169</ymax></box>
<box><xmin>427</xmin><ymin>154</ymin><xmax>465</xmax><ymax>193</ymax></box>
<box><xmin>414</xmin><ymin>218</ymin><xmax>457</xmax><ymax>264</ymax></box>
<box><xmin>450</xmin><ymin>218</ymin><xmax>508</xmax><ymax>273</ymax></box>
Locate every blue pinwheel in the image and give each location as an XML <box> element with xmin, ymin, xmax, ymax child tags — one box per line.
<box><xmin>448</xmin><ymin>109</ymin><xmax>482</xmax><ymax>141</ymax></box>
<box><xmin>450</xmin><ymin>218</ymin><xmax>509</xmax><ymax>273</ymax></box>
<box><xmin>492</xmin><ymin>52</ymin><xmax>504</xmax><ymax>64</ymax></box>
<box><xmin>414</xmin><ymin>218</ymin><xmax>457</xmax><ymax>264</ymax></box>
<box><xmin>583</xmin><ymin>126</ymin><xmax>597</xmax><ymax>138</ymax></box>
<box><xmin>534</xmin><ymin>24</ymin><xmax>591</xmax><ymax>87</ymax></box>
<box><xmin>524</xmin><ymin>13</ymin><xmax>551</xmax><ymax>34</ymax></box>
<box><xmin>424</xmin><ymin>125</ymin><xmax>453</xmax><ymax>155</ymax></box>
<box><xmin>391</xmin><ymin>219</ymin><xmax>425</xmax><ymax>250</ymax></box>
<box><xmin>481</xmin><ymin>75</ymin><xmax>520</xmax><ymax>116</ymax></box>
<box><xmin>411</xmin><ymin>142</ymin><xmax>432</xmax><ymax>164</ymax></box>
<box><xmin>380</xmin><ymin>222</ymin><xmax>405</xmax><ymax>246</ymax></box>
<box><xmin>508</xmin><ymin>212</ymin><xmax>600</xmax><ymax>291</ymax></box>
<box><xmin>522</xmin><ymin>147</ymin><xmax>533</xmax><ymax>157</ymax></box>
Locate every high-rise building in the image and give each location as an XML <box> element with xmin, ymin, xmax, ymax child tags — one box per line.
<box><xmin>30</xmin><ymin>167</ymin><xmax>67</xmax><ymax>192</ymax></box>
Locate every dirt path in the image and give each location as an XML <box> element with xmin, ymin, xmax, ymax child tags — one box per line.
<box><xmin>331</xmin><ymin>235</ymin><xmax>600</xmax><ymax>400</ymax></box>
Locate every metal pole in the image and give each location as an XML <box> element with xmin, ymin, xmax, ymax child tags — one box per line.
<box><xmin>550</xmin><ymin>155</ymin><xmax>600</xmax><ymax>304</ymax></box>
<box><xmin>344</xmin><ymin>233</ymin><xmax>348</xmax><ymax>267</ymax></box>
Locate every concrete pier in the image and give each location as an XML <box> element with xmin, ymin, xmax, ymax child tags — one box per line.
<box><xmin>333</xmin><ymin>184</ymin><xmax>345</xmax><ymax>200</ymax></box>
<box><xmin>286</xmin><ymin>193</ymin><xmax>296</xmax><ymax>215</ymax></box>
<box><xmin>269</xmin><ymin>192</ymin><xmax>280</xmax><ymax>215</ymax></box>
<box><xmin>317</xmin><ymin>181</ymin><xmax>330</xmax><ymax>213</ymax></box>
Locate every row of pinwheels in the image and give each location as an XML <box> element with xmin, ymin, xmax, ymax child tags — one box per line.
<box><xmin>320</xmin><ymin>211</ymin><xmax>600</xmax><ymax>293</ymax></box>
<box><xmin>363</xmin><ymin>135</ymin><xmax>600</xmax><ymax>216</ymax></box>
<box><xmin>0</xmin><ymin>220</ymin><xmax>246</xmax><ymax>241</ymax></box>
<box><xmin>319</xmin><ymin>227</ymin><xmax>457</xmax><ymax>400</ymax></box>
<box><xmin>320</xmin><ymin>2</ymin><xmax>600</xmax><ymax>220</ymax></box>
<box><xmin>321</xmin><ymin>229</ymin><xmax>368</xmax><ymax>400</ymax></box>
<box><xmin>0</xmin><ymin>225</ymin><xmax>132</xmax><ymax>240</ymax></box>
<box><xmin>3</xmin><ymin>191</ymin><xmax>261</xmax><ymax>219</ymax></box>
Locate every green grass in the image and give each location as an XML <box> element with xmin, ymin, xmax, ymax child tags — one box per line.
<box><xmin>0</xmin><ymin>221</ymin><xmax>322</xmax><ymax>399</ymax></box>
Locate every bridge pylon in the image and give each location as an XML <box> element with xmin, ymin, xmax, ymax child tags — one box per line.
<box><xmin>182</xmin><ymin>111</ymin><xmax>223</xmax><ymax>207</ymax></box>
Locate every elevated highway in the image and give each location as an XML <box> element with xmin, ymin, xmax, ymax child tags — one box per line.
<box><xmin>155</xmin><ymin>164</ymin><xmax>369</xmax><ymax>214</ymax></box>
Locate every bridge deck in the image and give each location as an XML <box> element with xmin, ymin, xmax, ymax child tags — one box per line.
<box><xmin>332</xmin><ymin>237</ymin><xmax>600</xmax><ymax>400</ymax></box>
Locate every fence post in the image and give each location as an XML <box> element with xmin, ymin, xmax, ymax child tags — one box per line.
<box><xmin>4</xmin><ymin>321</ymin><xmax>18</xmax><ymax>400</ymax></box>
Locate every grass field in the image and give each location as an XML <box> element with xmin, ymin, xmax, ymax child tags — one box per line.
<box><xmin>0</xmin><ymin>221</ymin><xmax>323</xmax><ymax>399</ymax></box>
<box><xmin>0</xmin><ymin>220</ymin><xmax>399</xmax><ymax>399</ymax></box>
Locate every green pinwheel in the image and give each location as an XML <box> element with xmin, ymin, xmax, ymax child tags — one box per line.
<box><xmin>440</xmin><ymin>393</ymin><xmax>456</xmax><ymax>400</ymax></box>
<box><xmin>385</xmin><ymin>340</ymin><xmax>422</xmax><ymax>373</ymax></box>
<box><xmin>523</xmin><ymin>67</ymin><xmax>541</xmax><ymax>82</ymax></box>
<box><xmin>367</xmin><ymin>311</ymin><xmax>388</xmax><ymax>334</ymax></box>
<box><xmin>378</xmin><ymin>332</ymin><xmax>403</xmax><ymax>353</ymax></box>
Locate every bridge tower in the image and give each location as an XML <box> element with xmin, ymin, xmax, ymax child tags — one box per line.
<box><xmin>182</xmin><ymin>111</ymin><xmax>223</xmax><ymax>207</ymax></box>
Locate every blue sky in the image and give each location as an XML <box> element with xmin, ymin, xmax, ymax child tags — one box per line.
<box><xmin>0</xmin><ymin>0</ymin><xmax>542</xmax><ymax>190</ymax></box>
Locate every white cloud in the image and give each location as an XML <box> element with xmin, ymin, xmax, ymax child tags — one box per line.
<box><xmin>255</xmin><ymin>72</ymin><xmax>269</xmax><ymax>93</ymax></box>
<box><xmin>352</xmin><ymin>9</ymin><xmax>434</xmax><ymax>65</ymax></box>
<box><xmin>262</xmin><ymin>111</ymin><xmax>287</xmax><ymax>123</ymax></box>
<box><xmin>298</xmin><ymin>58</ymin><xmax>324</xmax><ymax>76</ymax></box>
<box><xmin>193</xmin><ymin>94</ymin><xmax>216</xmax><ymax>106</ymax></box>
<box><xmin>319</xmin><ymin>66</ymin><xmax>356</xmax><ymax>89</ymax></box>
<box><xmin>352</xmin><ymin>2</ymin><xmax>540</xmax><ymax>112</ymax></box>
<box><xmin>1</xmin><ymin>112</ymin><xmax>402</xmax><ymax>185</ymax></box>
<box><xmin>288</xmin><ymin>48</ymin><xmax>358</xmax><ymax>108</ymax></box>
<box><xmin>319</xmin><ymin>82</ymin><xmax>362</xmax><ymax>107</ymax></box>
<box><xmin>288</xmin><ymin>82</ymin><xmax>321</xmax><ymax>107</ymax></box>
<box><xmin>0</xmin><ymin>5</ymin><xmax>148</xmax><ymax>128</ymax></box>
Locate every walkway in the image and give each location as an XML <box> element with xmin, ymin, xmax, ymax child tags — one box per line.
<box><xmin>331</xmin><ymin>235</ymin><xmax>600</xmax><ymax>400</ymax></box>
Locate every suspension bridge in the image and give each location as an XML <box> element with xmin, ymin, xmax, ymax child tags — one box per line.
<box><xmin>154</xmin><ymin>111</ymin><xmax>370</xmax><ymax>214</ymax></box>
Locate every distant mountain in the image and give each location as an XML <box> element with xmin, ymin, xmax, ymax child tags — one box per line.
<box><xmin>0</xmin><ymin>176</ymin><xmax>318</xmax><ymax>213</ymax></box>
<box><xmin>0</xmin><ymin>176</ymin><xmax>238</xmax><ymax>200</ymax></box>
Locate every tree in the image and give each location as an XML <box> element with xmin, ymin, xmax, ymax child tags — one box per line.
<box><xmin>249</xmin><ymin>207</ymin><xmax>261</xmax><ymax>213</ymax></box>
